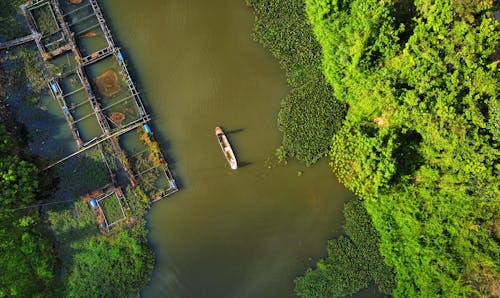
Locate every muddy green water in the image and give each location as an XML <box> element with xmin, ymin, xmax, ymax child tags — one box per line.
<box><xmin>100</xmin><ymin>1</ymin><xmax>371</xmax><ymax>297</ymax></box>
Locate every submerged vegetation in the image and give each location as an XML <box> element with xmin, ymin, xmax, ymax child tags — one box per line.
<box><xmin>4</xmin><ymin>47</ymin><xmax>62</xmax><ymax>105</ymax></box>
<box><xmin>31</xmin><ymin>4</ymin><xmax>58</xmax><ymax>36</ymax></box>
<box><xmin>295</xmin><ymin>200</ymin><xmax>395</xmax><ymax>297</ymax></box>
<box><xmin>246</xmin><ymin>0</ymin><xmax>346</xmax><ymax>165</ymax></box>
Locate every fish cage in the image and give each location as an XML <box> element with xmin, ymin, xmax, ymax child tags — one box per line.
<box><xmin>120</xmin><ymin>127</ymin><xmax>179</xmax><ymax>201</ymax></box>
<box><xmin>84</xmin><ymin>186</ymin><xmax>127</xmax><ymax>232</ymax></box>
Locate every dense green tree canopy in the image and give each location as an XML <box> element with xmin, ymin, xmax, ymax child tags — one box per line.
<box><xmin>67</xmin><ymin>231</ymin><xmax>154</xmax><ymax>298</ymax></box>
<box><xmin>0</xmin><ymin>125</ymin><xmax>39</xmax><ymax>209</ymax></box>
<box><xmin>0</xmin><ymin>0</ymin><xmax>25</xmax><ymax>40</ymax></box>
<box><xmin>0</xmin><ymin>124</ymin><xmax>58</xmax><ymax>297</ymax></box>
<box><xmin>306</xmin><ymin>0</ymin><xmax>500</xmax><ymax>296</ymax></box>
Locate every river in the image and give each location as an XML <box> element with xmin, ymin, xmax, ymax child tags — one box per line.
<box><xmin>101</xmin><ymin>0</ymin><xmax>368</xmax><ymax>297</ymax></box>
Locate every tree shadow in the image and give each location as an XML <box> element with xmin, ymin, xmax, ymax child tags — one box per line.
<box><xmin>50</xmin><ymin>154</ymin><xmax>111</xmax><ymax>201</ymax></box>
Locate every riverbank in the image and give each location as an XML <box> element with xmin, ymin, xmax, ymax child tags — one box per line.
<box><xmin>246</xmin><ymin>0</ymin><xmax>346</xmax><ymax>165</ymax></box>
<box><xmin>248</xmin><ymin>0</ymin><xmax>500</xmax><ymax>296</ymax></box>
<box><xmin>246</xmin><ymin>1</ymin><xmax>396</xmax><ymax>297</ymax></box>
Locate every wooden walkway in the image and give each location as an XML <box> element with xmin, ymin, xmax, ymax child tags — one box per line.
<box><xmin>89</xmin><ymin>0</ymin><xmax>115</xmax><ymax>47</ymax></box>
<box><xmin>50</xmin><ymin>0</ymin><xmax>81</xmax><ymax>58</ymax></box>
<box><xmin>44</xmin><ymin>116</ymin><xmax>151</xmax><ymax>170</ymax></box>
<box><xmin>0</xmin><ymin>33</ymin><xmax>41</xmax><ymax>50</ymax></box>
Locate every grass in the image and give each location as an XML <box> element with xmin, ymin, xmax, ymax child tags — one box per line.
<box><xmin>99</xmin><ymin>193</ymin><xmax>125</xmax><ymax>225</ymax></box>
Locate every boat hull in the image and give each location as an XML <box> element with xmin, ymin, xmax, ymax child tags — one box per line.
<box><xmin>215</xmin><ymin>126</ymin><xmax>238</xmax><ymax>170</ymax></box>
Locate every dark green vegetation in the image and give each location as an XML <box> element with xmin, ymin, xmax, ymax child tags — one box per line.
<box><xmin>0</xmin><ymin>0</ymin><xmax>26</xmax><ymax>40</ymax></box>
<box><xmin>302</xmin><ymin>0</ymin><xmax>500</xmax><ymax>296</ymax></box>
<box><xmin>99</xmin><ymin>194</ymin><xmax>125</xmax><ymax>224</ymax></box>
<box><xmin>4</xmin><ymin>47</ymin><xmax>62</xmax><ymax>105</ymax></box>
<box><xmin>67</xmin><ymin>230</ymin><xmax>153</xmax><ymax>297</ymax></box>
<box><xmin>295</xmin><ymin>200</ymin><xmax>395</xmax><ymax>297</ymax></box>
<box><xmin>247</xmin><ymin>1</ymin><xmax>396</xmax><ymax>296</ymax></box>
<box><xmin>1</xmin><ymin>3</ymin><xmax>155</xmax><ymax>296</ymax></box>
<box><xmin>0</xmin><ymin>124</ymin><xmax>59</xmax><ymax>297</ymax></box>
<box><xmin>47</xmin><ymin>187</ymin><xmax>154</xmax><ymax>298</ymax></box>
<box><xmin>246</xmin><ymin>0</ymin><xmax>346</xmax><ymax>165</ymax></box>
<box><xmin>31</xmin><ymin>4</ymin><xmax>58</xmax><ymax>36</ymax></box>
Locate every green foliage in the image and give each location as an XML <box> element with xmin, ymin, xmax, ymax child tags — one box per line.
<box><xmin>99</xmin><ymin>194</ymin><xmax>125</xmax><ymax>224</ymax></box>
<box><xmin>123</xmin><ymin>186</ymin><xmax>154</xmax><ymax>240</ymax></box>
<box><xmin>306</xmin><ymin>0</ymin><xmax>500</xmax><ymax>296</ymax></box>
<box><xmin>17</xmin><ymin>48</ymin><xmax>51</xmax><ymax>95</ymax></box>
<box><xmin>0</xmin><ymin>124</ymin><xmax>38</xmax><ymax>210</ymax></box>
<box><xmin>295</xmin><ymin>200</ymin><xmax>395</xmax><ymax>297</ymax></box>
<box><xmin>67</xmin><ymin>231</ymin><xmax>154</xmax><ymax>298</ymax></box>
<box><xmin>0</xmin><ymin>155</ymin><xmax>39</xmax><ymax>209</ymax></box>
<box><xmin>0</xmin><ymin>213</ymin><xmax>58</xmax><ymax>297</ymax></box>
<box><xmin>132</xmin><ymin>152</ymin><xmax>159</xmax><ymax>195</ymax></box>
<box><xmin>47</xmin><ymin>186</ymin><xmax>154</xmax><ymax>298</ymax></box>
<box><xmin>31</xmin><ymin>4</ymin><xmax>58</xmax><ymax>36</ymax></box>
<box><xmin>47</xmin><ymin>201</ymin><xmax>96</xmax><ymax>240</ymax></box>
<box><xmin>0</xmin><ymin>0</ymin><xmax>26</xmax><ymax>40</ymax></box>
<box><xmin>247</xmin><ymin>0</ymin><xmax>346</xmax><ymax>165</ymax></box>
<box><xmin>0</xmin><ymin>124</ymin><xmax>59</xmax><ymax>297</ymax></box>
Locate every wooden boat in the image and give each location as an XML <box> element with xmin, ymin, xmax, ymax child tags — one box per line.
<box><xmin>215</xmin><ymin>126</ymin><xmax>238</xmax><ymax>170</ymax></box>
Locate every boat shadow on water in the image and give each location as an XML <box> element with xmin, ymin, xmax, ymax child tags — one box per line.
<box><xmin>226</xmin><ymin>130</ymin><xmax>252</xmax><ymax>169</ymax></box>
<box><xmin>237</xmin><ymin>161</ymin><xmax>252</xmax><ymax>168</ymax></box>
<box><xmin>222</xmin><ymin>129</ymin><xmax>252</xmax><ymax>169</ymax></box>
<box><xmin>225</xmin><ymin>128</ymin><xmax>244</xmax><ymax>134</ymax></box>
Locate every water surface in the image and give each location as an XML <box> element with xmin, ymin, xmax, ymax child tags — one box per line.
<box><xmin>102</xmin><ymin>1</ymin><xmax>361</xmax><ymax>297</ymax></box>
